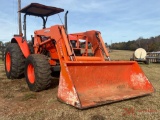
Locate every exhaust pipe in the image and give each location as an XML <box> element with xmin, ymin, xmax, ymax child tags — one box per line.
<box><xmin>23</xmin><ymin>14</ymin><xmax>27</xmax><ymax>40</ymax></box>
<box><xmin>65</xmin><ymin>11</ymin><xmax>69</xmax><ymax>34</ymax></box>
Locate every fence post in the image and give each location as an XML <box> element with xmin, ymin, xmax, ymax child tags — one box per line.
<box><xmin>2</xmin><ymin>43</ymin><xmax>5</xmax><ymax>61</ymax></box>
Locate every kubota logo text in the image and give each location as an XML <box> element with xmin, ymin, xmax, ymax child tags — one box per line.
<box><xmin>44</xmin><ymin>29</ymin><xmax>50</xmax><ymax>33</ymax></box>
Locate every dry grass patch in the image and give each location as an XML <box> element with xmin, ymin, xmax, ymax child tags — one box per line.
<box><xmin>109</xmin><ymin>50</ymin><xmax>133</xmax><ymax>60</ymax></box>
<box><xmin>3</xmin><ymin>92</ymin><xmax>14</xmax><ymax>99</ymax></box>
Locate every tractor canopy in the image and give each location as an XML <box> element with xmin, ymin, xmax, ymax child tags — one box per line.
<box><xmin>19</xmin><ymin>3</ymin><xmax>64</xmax><ymax>17</ymax></box>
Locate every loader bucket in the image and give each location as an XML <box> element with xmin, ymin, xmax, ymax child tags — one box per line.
<box><xmin>58</xmin><ymin>61</ymin><xmax>154</xmax><ymax>109</ymax></box>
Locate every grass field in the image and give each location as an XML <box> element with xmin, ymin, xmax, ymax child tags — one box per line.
<box><xmin>0</xmin><ymin>50</ymin><xmax>159</xmax><ymax>120</ymax></box>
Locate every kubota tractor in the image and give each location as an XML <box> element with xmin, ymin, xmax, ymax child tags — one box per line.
<box><xmin>5</xmin><ymin>3</ymin><xmax>154</xmax><ymax>109</ymax></box>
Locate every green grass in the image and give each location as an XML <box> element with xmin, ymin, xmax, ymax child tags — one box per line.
<box><xmin>21</xmin><ymin>92</ymin><xmax>37</xmax><ymax>101</ymax></box>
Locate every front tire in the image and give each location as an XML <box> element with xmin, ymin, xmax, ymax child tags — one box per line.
<box><xmin>5</xmin><ymin>43</ymin><xmax>25</xmax><ymax>79</ymax></box>
<box><xmin>25</xmin><ymin>54</ymin><xmax>52</xmax><ymax>92</ymax></box>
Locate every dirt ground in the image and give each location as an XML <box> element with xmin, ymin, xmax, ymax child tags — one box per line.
<box><xmin>0</xmin><ymin>50</ymin><xmax>159</xmax><ymax>120</ymax></box>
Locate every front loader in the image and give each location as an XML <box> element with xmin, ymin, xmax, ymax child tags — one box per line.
<box><xmin>4</xmin><ymin>3</ymin><xmax>154</xmax><ymax>109</ymax></box>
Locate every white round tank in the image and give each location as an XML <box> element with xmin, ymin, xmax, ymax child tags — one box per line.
<box><xmin>134</xmin><ymin>48</ymin><xmax>147</xmax><ymax>59</ymax></box>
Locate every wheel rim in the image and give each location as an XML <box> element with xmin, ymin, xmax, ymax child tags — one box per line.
<box><xmin>6</xmin><ymin>52</ymin><xmax>11</xmax><ymax>72</ymax></box>
<box><xmin>27</xmin><ymin>64</ymin><xmax>35</xmax><ymax>84</ymax></box>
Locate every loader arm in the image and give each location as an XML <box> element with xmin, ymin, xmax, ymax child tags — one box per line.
<box><xmin>34</xmin><ymin>25</ymin><xmax>109</xmax><ymax>62</ymax></box>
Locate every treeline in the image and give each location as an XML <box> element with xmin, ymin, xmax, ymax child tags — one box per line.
<box><xmin>110</xmin><ymin>35</ymin><xmax>160</xmax><ymax>52</ymax></box>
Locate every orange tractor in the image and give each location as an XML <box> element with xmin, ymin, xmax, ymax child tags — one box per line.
<box><xmin>5</xmin><ymin>3</ymin><xmax>154</xmax><ymax>109</ymax></box>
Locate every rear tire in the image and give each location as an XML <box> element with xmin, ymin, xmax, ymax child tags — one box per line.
<box><xmin>25</xmin><ymin>54</ymin><xmax>52</xmax><ymax>92</ymax></box>
<box><xmin>5</xmin><ymin>43</ymin><xmax>25</xmax><ymax>79</ymax></box>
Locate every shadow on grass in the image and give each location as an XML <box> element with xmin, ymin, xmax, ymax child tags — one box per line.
<box><xmin>50</xmin><ymin>71</ymin><xmax>60</xmax><ymax>89</ymax></box>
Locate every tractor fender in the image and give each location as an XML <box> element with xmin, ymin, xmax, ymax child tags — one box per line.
<box><xmin>11</xmin><ymin>37</ymin><xmax>30</xmax><ymax>58</ymax></box>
